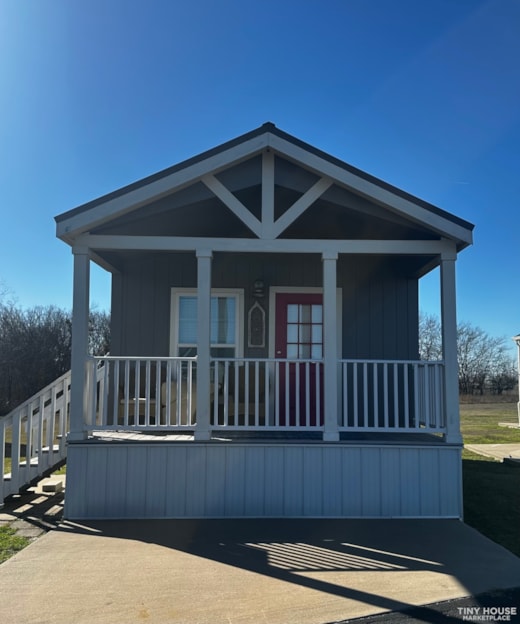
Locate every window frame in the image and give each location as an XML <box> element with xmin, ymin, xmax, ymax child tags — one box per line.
<box><xmin>170</xmin><ymin>288</ymin><xmax>244</xmax><ymax>358</ymax></box>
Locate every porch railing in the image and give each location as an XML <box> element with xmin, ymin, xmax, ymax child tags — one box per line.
<box><xmin>340</xmin><ymin>359</ymin><xmax>445</xmax><ymax>433</ymax></box>
<box><xmin>87</xmin><ymin>356</ymin><xmax>446</xmax><ymax>435</ymax></box>
<box><xmin>87</xmin><ymin>356</ymin><xmax>198</xmax><ymax>429</ymax></box>
<box><xmin>1</xmin><ymin>371</ymin><xmax>71</xmax><ymax>506</ymax></box>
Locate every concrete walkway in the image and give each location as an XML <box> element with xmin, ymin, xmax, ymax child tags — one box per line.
<box><xmin>1</xmin><ymin>514</ymin><xmax>520</xmax><ymax>624</ymax></box>
<box><xmin>465</xmin><ymin>443</ymin><xmax>520</xmax><ymax>463</ymax></box>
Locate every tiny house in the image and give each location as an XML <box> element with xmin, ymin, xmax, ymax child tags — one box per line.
<box><xmin>55</xmin><ymin>123</ymin><xmax>473</xmax><ymax>519</ymax></box>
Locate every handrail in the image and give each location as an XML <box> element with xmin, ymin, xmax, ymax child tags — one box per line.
<box><xmin>1</xmin><ymin>370</ymin><xmax>71</xmax><ymax>507</ymax></box>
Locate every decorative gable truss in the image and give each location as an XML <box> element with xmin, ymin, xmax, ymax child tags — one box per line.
<box><xmin>56</xmin><ymin>124</ymin><xmax>473</xmax><ymax>253</ymax></box>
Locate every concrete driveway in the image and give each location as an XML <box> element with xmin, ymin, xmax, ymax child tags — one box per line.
<box><xmin>1</xmin><ymin>518</ymin><xmax>520</xmax><ymax>624</ymax></box>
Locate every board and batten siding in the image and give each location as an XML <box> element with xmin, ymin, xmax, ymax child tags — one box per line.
<box><xmin>64</xmin><ymin>442</ymin><xmax>462</xmax><ymax>520</ymax></box>
<box><xmin>110</xmin><ymin>252</ymin><xmax>418</xmax><ymax>360</ymax></box>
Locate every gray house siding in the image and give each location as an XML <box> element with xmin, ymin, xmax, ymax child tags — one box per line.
<box><xmin>110</xmin><ymin>252</ymin><xmax>419</xmax><ymax>361</ymax></box>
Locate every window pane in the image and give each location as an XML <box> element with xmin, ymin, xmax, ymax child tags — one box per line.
<box><xmin>287</xmin><ymin>344</ymin><xmax>298</xmax><ymax>359</ymax></box>
<box><xmin>179</xmin><ymin>295</ymin><xmax>237</xmax><ymax>346</ymax></box>
<box><xmin>312</xmin><ymin>325</ymin><xmax>322</xmax><ymax>343</ymax></box>
<box><xmin>287</xmin><ymin>324</ymin><xmax>298</xmax><ymax>342</ymax></box>
<box><xmin>299</xmin><ymin>344</ymin><xmax>311</xmax><ymax>358</ymax></box>
<box><xmin>311</xmin><ymin>345</ymin><xmax>323</xmax><ymax>359</ymax></box>
<box><xmin>211</xmin><ymin>297</ymin><xmax>235</xmax><ymax>344</ymax></box>
<box><xmin>312</xmin><ymin>305</ymin><xmax>322</xmax><ymax>323</ymax></box>
<box><xmin>300</xmin><ymin>304</ymin><xmax>311</xmax><ymax>323</ymax></box>
<box><xmin>287</xmin><ymin>304</ymin><xmax>298</xmax><ymax>323</ymax></box>
<box><xmin>299</xmin><ymin>324</ymin><xmax>311</xmax><ymax>343</ymax></box>
<box><xmin>179</xmin><ymin>297</ymin><xmax>198</xmax><ymax>343</ymax></box>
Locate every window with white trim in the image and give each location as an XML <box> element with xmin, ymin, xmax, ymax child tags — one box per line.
<box><xmin>171</xmin><ymin>289</ymin><xmax>243</xmax><ymax>358</ymax></box>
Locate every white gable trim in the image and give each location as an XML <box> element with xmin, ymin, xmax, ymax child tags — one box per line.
<box><xmin>57</xmin><ymin>128</ymin><xmax>472</xmax><ymax>249</ymax></box>
<box><xmin>201</xmin><ymin>174</ymin><xmax>262</xmax><ymax>237</ymax></box>
<box><xmin>57</xmin><ymin>134</ymin><xmax>270</xmax><ymax>240</ymax></box>
<box><xmin>267</xmin><ymin>133</ymin><xmax>473</xmax><ymax>245</ymax></box>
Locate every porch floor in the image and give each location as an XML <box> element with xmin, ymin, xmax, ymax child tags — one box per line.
<box><xmin>85</xmin><ymin>430</ymin><xmax>450</xmax><ymax>445</ymax></box>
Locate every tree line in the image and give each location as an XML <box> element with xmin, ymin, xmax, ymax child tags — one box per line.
<box><xmin>0</xmin><ymin>303</ymin><xmax>110</xmax><ymax>415</ymax></box>
<box><xmin>419</xmin><ymin>312</ymin><xmax>517</xmax><ymax>396</ymax></box>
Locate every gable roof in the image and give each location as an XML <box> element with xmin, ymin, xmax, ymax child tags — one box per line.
<box><xmin>55</xmin><ymin>122</ymin><xmax>474</xmax><ymax>248</ymax></box>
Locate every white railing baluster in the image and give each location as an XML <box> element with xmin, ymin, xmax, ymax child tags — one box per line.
<box><xmin>275</xmin><ymin>361</ymin><xmax>280</xmax><ymax>427</ymax></box>
<box><xmin>363</xmin><ymin>362</ymin><xmax>368</xmax><ymax>428</ymax></box>
<box><xmin>254</xmin><ymin>361</ymin><xmax>260</xmax><ymax>427</ymax></box>
<box><xmin>393</xmin><ymin>363</ymin><xmax>399</xmax><ymax>428</ymax></box>
<box><xmin>373</xmin><ymin>362</ymin><xmax>378</xmax><ymax>428</ymax></box>
<box><xmin>404</xmin><ymin>363</ymin><xmax>410</xmax><ymax>429</ymax></box>
<box><xmin>353</xmin><ymin>363</ymin><xmax>359</xmax><ymax>428</ymax></box>
<box><xmin>424</xmin><ymin>363</ymin><xmax>431</xmax><ymax>428</ymax></box>
<box><xmin>316</xmin><ymin>362</ymin><xmax>321</xmax><ymax>426</ymax></box>
<box><xmin>264</xmin><ymin>361</ymin><xmax>270</xmax><ymax>426</ymax></box>
<box><xmin>285</xmin><ymin>362</ymin><xmax>290</xmax><ymax>424</ymax></box>
<box><xmin>340</xmin><ymin>362</ymin><xmax>348</xmax><ymax>427</ymax></box>
<box><xmin>383</xmin><ymin>363</ymin><xmax>389</xmax><ymax>428</ymax></box>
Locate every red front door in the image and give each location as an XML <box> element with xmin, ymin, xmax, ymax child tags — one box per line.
<box><xmin>275</xmin><ymin>293</ymin><xmax>324</xmax><ymax>426</ymax></box>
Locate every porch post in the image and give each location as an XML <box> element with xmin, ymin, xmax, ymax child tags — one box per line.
<box><xmin>195</xmin><ymin>250</ymin><xmax>212</xmax><ymax>441</ymax></box>
<box><xmin>322</xmin><ymin>252</ymin><xmax>339</xmax><ymax>441</ymax></box>
<box><xmin>69</xmin><ymin>247</ymin><xmax>90</xmax><ymax>441</ymax></box>
<box><xmin>440</xmin><ymin>248</ymin><xmax>462</xmax><ymax>444</ymax></box>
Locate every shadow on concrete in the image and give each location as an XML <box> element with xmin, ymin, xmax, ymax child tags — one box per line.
<box><xmin>57</xmin><ymin>518</ymin><xmax>520</xmax><ymax>623</ymax></box>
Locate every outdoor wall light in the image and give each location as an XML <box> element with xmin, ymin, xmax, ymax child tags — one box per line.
<box><xmin>253</xmin><ymin>279</ymin><xmax>265</xmax><ymax>298</ymax></box>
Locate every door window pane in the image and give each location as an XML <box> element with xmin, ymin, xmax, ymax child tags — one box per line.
<box><xmin>287</xmin><ymin>324</ymin><xmax>298</xmax><ymax>342</ymax></box>
<box><xmin>299</xmin><ymin>324</ymin><xmax>311</xmax><ymax>343</ymax></box>
<box><xmin>311</xmin><ymin>345</ymin><xmax>323</xmax><ymax>359</ymax></box>
<box><xmin>287</xmin><ymin>344</ymin><xmax>298</xmax><ymax>359</ymax></box>
<box><xmin>300</xmin><ymin>304</ymin><xmax>311</xmax><ymax>323</ymax></box>
<box><xmin>311</xmin><ymin>305</ymin><xmax>322</xmax><ymax>323</ymax></box>
<box><xmin>287</xmin><ymin>304</ymin><xmax>298</xmax><ymax>323</ymax></box>
<box><xmin>299</xmin><ymin>344</ymin><xmax>311</xmax><ymax>358</ymax></box>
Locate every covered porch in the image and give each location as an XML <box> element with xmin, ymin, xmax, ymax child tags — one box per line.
<box><xmin>56</xmin><ymin>124</ymin><xmax>473</xmax><ymax>519</ymax></box>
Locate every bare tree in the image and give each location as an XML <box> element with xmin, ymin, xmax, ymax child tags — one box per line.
<box><xmin>0</xmin><ymin>304</ymin><xmax>110</xmax><ymax>415</ymax></box>
<box><xmin>419</xmin><ymin>312</ymin><xmax>442</xmax><ymax>360</ymax></box>
<box><xmin>419</xmin><ymin>311</ymin><xmax>517</xmax><ymax>395</ymax></box>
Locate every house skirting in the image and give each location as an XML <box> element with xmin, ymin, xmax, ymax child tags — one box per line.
<box><xmin>64</xmin><ymin>441</ymin><xmax>462</xmax><ymax>520</ymax></box>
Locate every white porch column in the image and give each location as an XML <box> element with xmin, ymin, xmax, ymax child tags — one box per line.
<box><xmin>69</xmin><ymin>247</ymin><xmax>90</xmax><ymax>441</ymax></box>
<box><xmin>194</xmin><ymin>250</ymin><xmax>212</xmax><ymax>441</ymax></box>
<box><xmin>440</xmin><ymin>248</ymin><xmax>462</xmax><ymax>444</ymax></box>
<box><xmin>322</xmin><ymin>252</ymin><xmax>339</xmax><ymax>442</ymax></box>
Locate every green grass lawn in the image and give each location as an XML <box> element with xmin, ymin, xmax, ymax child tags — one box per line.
<box><xmin>460</xmin><ymin>401</ymin><xmax>520</xmax><ymax>444</ymax></box>
<box><xmin>461</xmin><ymin>401</ymin><xmax>520</xmax><ymax>557</ymax></box>
<box><xmin>0</xmin><ymin>525</ymin><xmax>30</xmax><ymax>564</ymax></box>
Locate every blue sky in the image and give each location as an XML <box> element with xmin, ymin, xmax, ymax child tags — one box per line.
<box><xmin>1</xmin><ymin>0</ymin><xmax>519</xmax><ymax>351</ymax></box>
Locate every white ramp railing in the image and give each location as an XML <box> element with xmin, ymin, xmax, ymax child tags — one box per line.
<box><xmin>1</xmin><ymin>371</ymin><xmax>71</xmax><ymax>506</ymax></box>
